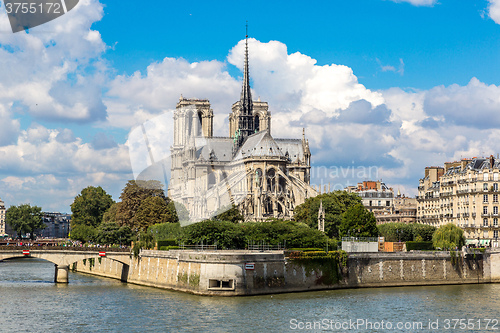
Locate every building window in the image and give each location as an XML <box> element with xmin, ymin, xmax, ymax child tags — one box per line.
<box><xmin>484</xmin><ymin>218</ymin><xmax>489</xmax><ymax>227</ymax></box>
<box><xmin>484</xmin><ymin>231</ymin><xmax>489</xmax><ymax>238</ymax></box>
<box><xmin>495</xmin><ymin>206</ymin><xmax>499</xmax><ymax>215</ymax></box>
<box><xmin>494</xmin><ymin>183</ymin><xmax>499</xmax><ymax>191</ymax></box>
<box><xmin>378</xmin><ymin>201</ymin><xmax>381</xmax><ymax>206</ymax></box>
<box><xmin>484</xmin><ymin>194</ymin><xmax>489</xmax><ymax>203</ymax></box>
<box><xmin>494</xmin><ymin>230</ymin><xmax>499</xmax><ymax>238</ymax></box>
<box><xmin>484</xmin><ymin>173</ymin><xmax>489</xmax><ymax>181</ymax></box>
<box><xmin>484</xmin><ymin>206</ymin><xmax>488</xmax><ymax>215</ymax></box>
<box><xmin>494</xmin><ymin>218</ymin><xmax>498</xmax><ymax>226</ymax></box>
<box><xmin>386</xmin><ymin>201</ymin><xmax>390</xmax><ymax>206</ymax></box>
<box><xmin>484</xmin><ymin>183</ymin><xmax>489</xmax><ymax>191</ymax></box>
<box><xmin>494</xmin><ymin>194</ymin><xmax>498</xmax><ymax>203</ymax></box>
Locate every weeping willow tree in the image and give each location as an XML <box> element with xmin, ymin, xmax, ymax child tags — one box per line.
<box><xmin>432</xmin><ymin>223</ymin><xmax>465</xmax><ymax>250</ymax></box>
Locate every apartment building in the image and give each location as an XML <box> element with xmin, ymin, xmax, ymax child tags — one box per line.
<box><xmin>417</xmin><ymin>156</ymin><xmax>500</xmax><ymax>247</ymax></box>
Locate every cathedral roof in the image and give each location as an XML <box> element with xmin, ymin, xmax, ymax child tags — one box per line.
<box><xmin>195</xmin><ymin>137</ymin><xmax>233</xmax><ymax>162</ymax></box>
<box><xmin>275</xmin><ymin>138</ymin><xmax>305</xmax><ymax>163</ymax></box>
<box><xmin>233</xmin><ymin>131</ymin><xmax>284</xmax><ymax>160</ymax></box>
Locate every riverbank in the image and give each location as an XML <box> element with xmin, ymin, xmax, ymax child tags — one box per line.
<box><xmin>72</xmin><ymin>249</ymin><xmax>500</xmax><ymax>296</ymax></box>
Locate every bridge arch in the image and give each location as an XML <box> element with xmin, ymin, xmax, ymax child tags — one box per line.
<box><xmin>0</xmin><ymin>249</ymin><xmax>131</xmax><ymax>283</ymax></box>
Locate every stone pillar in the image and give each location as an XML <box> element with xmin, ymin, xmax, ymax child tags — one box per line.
<box><xmin>54</xmin><ymin>264</ymin><xmax>69</xmax><ymax>283</ymax></box>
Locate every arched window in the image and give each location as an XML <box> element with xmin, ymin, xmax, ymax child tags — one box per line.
<box><xmin>267</xmin><ymin>168</ymin><xmax>276</xmax><ymax>192</ymax></box>
<box><xmin>186</xmin><ymin>112</ymin><xmax>193</xmax><ymax>137</ymax></box>
<box><xmin>255</xmin><ymin>169</ymin><xmax>263</xmax><ymax>188</ymax></box>
<box><xmin>197</xmin><ymin>112</ymin><xmax>203</xmax><ymax>136</ymax></box>
<box><xmin>254</xmin><ymin>114</ymin><xmax>260</xmax><ymax>132</ymax></box>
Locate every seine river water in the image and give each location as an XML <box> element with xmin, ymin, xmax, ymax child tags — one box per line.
<box><xmin>1</xmin><ymin>258</ymin><xmax>500</xmax><ymax>332</ymax></box>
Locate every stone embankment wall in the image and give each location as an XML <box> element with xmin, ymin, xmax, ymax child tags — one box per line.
<box><xmin>74</xmin><ymin>250</ymin><xmax>500</xmax><ymax>296</ymax></box>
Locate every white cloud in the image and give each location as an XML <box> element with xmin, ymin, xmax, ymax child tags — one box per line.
<box><xmin>488</xmin><ymin>0</ymin><xmax>500</xmax><ymax>24</ymax></box>
<box><xmin>0</xmin><ymin>0</ymin><xmax>108</xmax><ymax>123</ymax></box>
<box><xmin>423</xmin><ymin>78</ymin><xmax>500</xmax><ymax>129</ymax></box>
<box><xmin>390</xmin><ymin>0</ymin><xmax>437</xmax><ymax>6</ymax></box>
<box><xmin>228</xmin><ymin>39</ymin><xmax>384</xmax><ymax>117</ymax></box>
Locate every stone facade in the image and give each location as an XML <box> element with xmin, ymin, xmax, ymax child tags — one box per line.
<box><xmin>73</xmin><ymin>249</ymin><xmax>499</xmax><ymax>296</ymax></box>
<box><xmin>168</xmin><ymin>38</ymin><xmax>317</xmax><ymax>222</ymax></box>
<box><xmin>417</xmin><ymin>156</ymin><xmax>500</xmax><ymax>247</ymax></box>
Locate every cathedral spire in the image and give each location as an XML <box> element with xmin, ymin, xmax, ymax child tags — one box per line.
<box><xmin>235</xmin><ymin>22</ymin><xmax>254</xmax><ymax>149</ymax></box>
<box><xmin>240</xmin><ymin>22</ymin><xmax>253</xmax><ymax>113</ymax></box>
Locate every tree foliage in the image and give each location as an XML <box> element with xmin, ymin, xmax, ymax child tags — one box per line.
<box><xmin>149</xmin><ymin>222</ymin><xmax>184</xmax><ymax>241</ymax></box>
<box><xmin>339</xmin><ymin>204</ymin><xmax>378</xmax><ymax>238</ymax></box>
<box><xmin>115</xmin><ymin>180</ymin><xmax>171</xmax><ymax>230</ymax></box>
<box><xmin>293</xmin><ymin>191</ymin><xmax>362</xmax><ymax>238</ymax></box>
<box><xmin>69</xmin><ymin>224</ymin><xmax>97</xmax><ymax>243</ymax></box>
<box><xmin>377</xmin><ymin>223</ymin><xmax>436</xmax><ymax>242</ymax></box>
<box><xmin>70</xmin><ymin>186</ymin><xmax>114</xmax><ymax>228</ymax></box>
<box><xmin>6</xmin><ymin>204</ymin><xmax>45</xmax><ymax>239</ymax></box>
<box><xmin>213</xmin><ymin>204</ymin><xmax>244</xmax><ymax>223</ymax></box>
<box><xmin>182</xmin><ymin>220</ymin><xmax>246</xmax><ymax>249</ymax></box>
<box><xmin>432</xmin><ymin>223</ymin><xmax>465</xmax><ymax>250</ymax></box>
<box><xmin>133</xmin><ymin>196</ymin><xmax>174</xmax><ymax>231</ymax></box>
<box><xmin>181</xmin><ymin>219</ymin><xmax>333</xmax><ymax>249</ymax></box>
<box><xmin>96</xmin><ymin>221</ymin><xmax>133</xmax><ymax>245</ymax></box>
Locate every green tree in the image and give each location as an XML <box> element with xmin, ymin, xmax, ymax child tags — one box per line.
<box><xmin>213</xmin><ymin>204</ymin><xmax>243</xmax><ymax>223</ymax></box>
<box><xmin>377</xmin><ymin>222</ymin><xmax>413</xmax><ymax>242</ymax></box>
<box><xmin>96</xmin><ymin>221</ymin><xmax>133</xmax><ymax>245</ymax></box>
<box><xmin>432</xmin><ymin>223</ymin><xmax>465</xmax><ymax>250</ymax></box>
<box><xmin>133</xmin><ymin>196</ymin><xmax>175</xmax><ymax>231</ymax></box>
<box><xmin>339</xmin><ymin>203</ymin><xmax>378</xmax><ymax>238</ymax></box>
<box><xmin>182</xmin><ymin>220</ymin><xmax>246</xmax><ymax>249</ymax></box>
<box><xmin>70</xmin><ymin>224</ymin><xmax>97</xmax><ymax>243</ymax></box>
<box><xmin>102</xmin><ymin>202</ymin><xmax>119</xmax><ymax>225</ymax></box>
<box><xmin>6</xmin><ymin>204</ymin><xmax>45</xmax><ymax>239</ymax></box>
<box><xmin>244</xmin><ymin>219</ymin><xmax>331</xmax><ymax>248</ymax></box>
<box><xmin>294</xmin><ymin>191</ymin><xmax>362</xmax><ymax>238</ymax></box>
<box><xmin>71</xmin><ymin>186</ymin><xmax>114</xmax><ymax>228</ymax></box>
<box><xmin>115</xmin><ymin>180</ymin><xmax>168</xmax><ymax>230</ymax></box>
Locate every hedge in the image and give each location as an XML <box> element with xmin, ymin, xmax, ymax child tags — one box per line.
<box><xmin>406</xmin><ymin>241</ymin><xmax>434</xmax><ymax>251</ymax></box>
<box><xmin>157</xmin><ymin>239</ymin><xmax>178</xmax><ymax>247</ymax></box>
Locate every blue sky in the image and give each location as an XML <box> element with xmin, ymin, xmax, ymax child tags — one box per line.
<box><xmin>1</xmin><ymin>0</ymin><xmax>500</xmax><ymax>212</ymax></box>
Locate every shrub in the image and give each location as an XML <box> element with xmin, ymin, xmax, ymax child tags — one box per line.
<box><xmin>406</xmin><ymin>241</ymin><xmax>434</xmax><ymax>251</ymax></box>
<box><xmin>157</xmin><ymin>239</ymin><xmax>177</xmax><ymax>247</ymax></box>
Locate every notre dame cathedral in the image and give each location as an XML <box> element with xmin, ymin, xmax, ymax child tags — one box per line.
<box><xmin>168</xmin><ymin>36</ymin><xmax>317</xmax><ymax>222</ymax></box>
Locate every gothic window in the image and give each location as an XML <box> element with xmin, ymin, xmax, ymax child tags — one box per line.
<box><xmin>197</xmin><ymin>112</ymin><xmax>203</xmax><ymax>136</ymax></box>
<box><xmin>254</xmin><ymin>114</ymin><xmax>260</xmax><ymax>132</ymax></box>
<box><xmin>267</xmin><ymin>168</ymin><xmax>276</xmax><ymax>192</ymax></box>
<box><xmin>186</xmin><ymin>112</ymin><xmax>193</xmax><ymax>136</ymax></box>
<box><xmin>255</xmin><ymin>169</ymin><xmax>263</xmax><ymax>188</ymax></box>
<box><xmin>279</xmin><ymin>176</ymin><xmax>286</xmax><ymax>193</ymax></box>
<box><xmin>265</xmin><ymin>197</ymin><xmax>273</xmax><ymax>215</ymax></box>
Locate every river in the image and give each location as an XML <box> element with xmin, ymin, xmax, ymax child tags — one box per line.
<box><xmin>0</xmin><ymin>258</ymin><xmax>499</xmax><ymax>332</ymax></box>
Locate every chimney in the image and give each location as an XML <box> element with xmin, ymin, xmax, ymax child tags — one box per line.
<box><xmin>490</xmin><ymin>155</ymin><xmax>495</xmax><ymax>169</ymax></box>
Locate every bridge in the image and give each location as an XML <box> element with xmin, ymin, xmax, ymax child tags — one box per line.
<box><xmin>0</xmin><ymin>247</ymin><xmax>131</xmax><ymax>283</ymax></box>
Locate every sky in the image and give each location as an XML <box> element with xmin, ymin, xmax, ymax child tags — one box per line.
<box><xmin>1</xmin><ymin>0</ymin><xmax>500</xmax><ymax>213</ymax></box>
